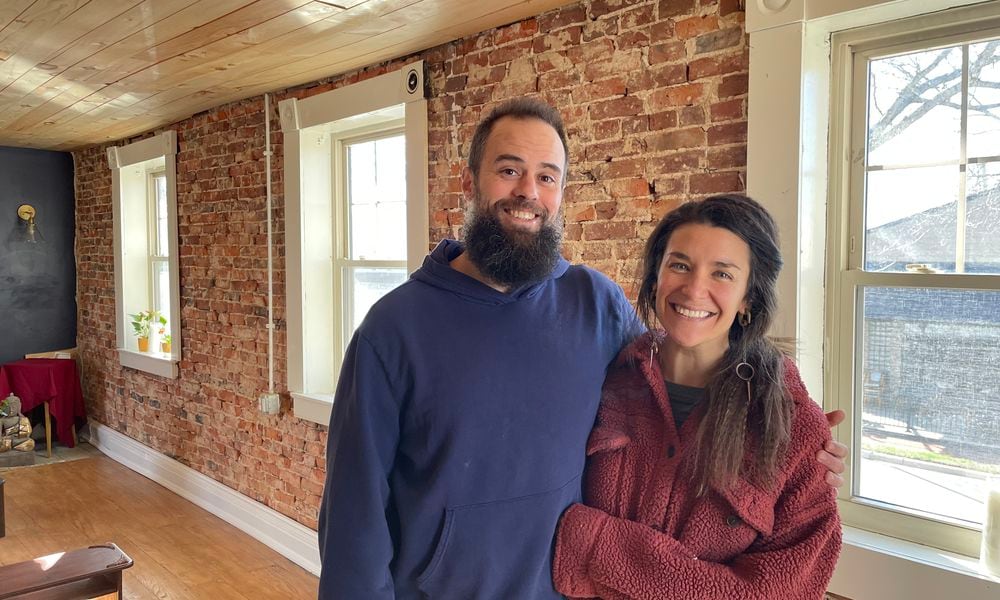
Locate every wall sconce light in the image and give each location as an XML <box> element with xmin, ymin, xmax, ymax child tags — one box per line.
<box><xmin>16</xmin><ymin>204</ymin><xmax>42</xmax><ymax>243</ymax></box>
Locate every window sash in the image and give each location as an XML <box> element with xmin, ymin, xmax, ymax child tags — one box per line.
<box><xmin>150</xmin><ymin>257</ymin><xmax>171</xmax><ymax>319</ymax></box>
<box><xmin>849</xmin><ymin>35</ymin><xmax>1000</xmax><ymax>275</ymax></box>
<box><xmin>147</xmin><ymin>171</ymin><xmax>169</xmax><ymax>333</ymax></box>
<box><xmin>835</xmin><ymin>18</ymin><xmax>1000</xmax><ymax>557</ymax></box>
<box><xmin>329</xmin><ymin>123</ymin><xmax>409</xmax><ymax>380</ymax></box>
<box><xmin>149</xmin><ymin>171</ymin><xmax>169</xmax><ymax>259</ymax></box>
<box><xmin>833</xmin><ymin>272</ymin><xmax>998</xmax><ymax>555</ymax></box>
<box><xmin>336</xmin><ymin>127</ymin><xmax>406</xmax><ymax>262</ymax></box>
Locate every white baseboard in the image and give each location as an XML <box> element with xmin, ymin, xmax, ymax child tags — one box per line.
<box><xmin>86</xmin><ymin>419</ymin><xmax>321</xmax><ymax>576</ymax></box>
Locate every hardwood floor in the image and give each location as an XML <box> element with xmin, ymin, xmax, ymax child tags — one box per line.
<box><xmin>0</xmin><ymin>456</ymin><xmax>318</xmax><ymax>599</ymax></box>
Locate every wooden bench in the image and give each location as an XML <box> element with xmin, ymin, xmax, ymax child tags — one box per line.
<box><xmin>0</xmin><ymin>543</ymin><xmax>133</xmax><ymax>599</ymax></box>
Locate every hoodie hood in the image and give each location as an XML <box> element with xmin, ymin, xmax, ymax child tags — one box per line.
<box><xmin>410</xmin><ymin>239</ymin><xmax>570</xmax><ymax>306</ymax></box>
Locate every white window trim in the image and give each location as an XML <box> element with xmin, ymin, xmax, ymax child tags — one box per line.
<box><xmin>291</xmin><ymin>391</ymin><xmax>337</xmax><ymax>425</ymax></box>
<box><xmin>108</xmin><ymin>131</ymin><xmax>181</xmax><ymax>379</ymax></box>
<box><xmin>280</xmin><ymin>62</ymin><xmax>428</xmax><ymax>426</ymax></box>
<box><xmin>745</xmin><ymin>0</ymin><xmax>1000</xmax><ymax>597</ymax></box>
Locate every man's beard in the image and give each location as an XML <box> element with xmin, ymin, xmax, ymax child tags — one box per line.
<box><xmin>461</xmin><ymin>194</ymin><xmax>563</xmax><ymax>289</ymax></box>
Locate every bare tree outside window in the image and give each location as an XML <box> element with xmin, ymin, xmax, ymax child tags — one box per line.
<box><xmin>868</xmin><ymin>40</ymin><xmax>1000</xmax><ymax>155</ymax></box>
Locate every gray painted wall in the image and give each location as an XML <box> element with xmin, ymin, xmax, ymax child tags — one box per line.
<box><xmin>0</xmin><ymin>146</ymin><xmax>76</xmax><ymax>364</ymax></box>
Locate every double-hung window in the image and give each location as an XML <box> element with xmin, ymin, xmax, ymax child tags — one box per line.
<box><xmin>334</xmin><ymin>127</ymin><xmax>409</xmax><ymax>370</ymax></box>
<box><xmin>108</xmin><ymin>131</ymin><xmax>180</xmax><ymax>378</ymax></box>
<box><xmin>281</xmin><ymin>63</ymin><xmax>428</xmax><ymax>425</ymax></box>
<box><xmin>830</xmin><ymin>14</ymin><xmax>1000</xmax><ymax>558</ymax></box>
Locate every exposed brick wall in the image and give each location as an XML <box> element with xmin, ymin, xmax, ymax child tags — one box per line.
<box><xmin>75</xmin><ymin>102</ymin><xmax>327</xmax><ymax>525</ymax></box>
<box><xmin>73</xmin><ymin>0</ymin><xmax>747</xmax><ymax>528</ymax></box>
<box><xmin>428</xmin><ymin>0</ymin><xmax>749</xmax><ymax>296</ymax></box>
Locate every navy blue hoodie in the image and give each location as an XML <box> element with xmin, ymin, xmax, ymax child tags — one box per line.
<box><xmin>319</xmin><ymin>240</ymin><xmax>639</xmax><ymax>599</ymax></box>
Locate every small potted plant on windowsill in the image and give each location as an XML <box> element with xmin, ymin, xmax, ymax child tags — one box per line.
<box><xmin>160</xmin><ymin>333</ymin><xmax>172</xmax><ymax>354</ymax></box>
<box><xmin>130</xmin><ymin>310</ymin><xmax>163</xmax><ymax>353</ymax></box>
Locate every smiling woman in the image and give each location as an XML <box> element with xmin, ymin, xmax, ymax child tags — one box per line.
<box><xmin>636</xmin><ymin>195</ymin><xmax>791</xmax><ymax>492</ymax></box>
<box><xmin>552</xmin><ymin>195</ymin><xmax>842</xmax><ymax>600</ymax></box>
<box><xmin>654</xmin><ymin>223</ymin><xmax>751</xmax><ymax>374</ymax></box>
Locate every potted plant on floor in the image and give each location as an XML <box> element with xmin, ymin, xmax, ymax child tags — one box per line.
<box><xmin>130</xmin><ymin>310</ymin><xmax>163</xmax><ymax>352</ymax></box>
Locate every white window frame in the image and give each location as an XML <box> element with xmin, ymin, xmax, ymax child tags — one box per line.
<box><xmin>280</xmin><ymin>62</ymin><xmax>428</xmax><ymax>426</ymax></box>
<box><xmin>746</xmin><ymin>0</ymin><xmax>1000</xmax><ymax>597</ymax></box>
<box><xmin>831</xmin><ymin>13</ymin><xmax>1000</xmax><ymax>558</ymax></box>
<box><xmin>108</xmin><ymin>131</ymin><xmax>181</xmax><ymax>378</ymax></box>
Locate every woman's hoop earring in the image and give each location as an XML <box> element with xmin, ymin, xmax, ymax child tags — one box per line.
<box><xmin>738</xmin><ymin>309</ymin><xmax>752</xmax><ymax>328</ymax></box>
<box><xmin>736</xmin><ymin>361</ymin><xmax>755</xmax><ymax>403</ymax></box>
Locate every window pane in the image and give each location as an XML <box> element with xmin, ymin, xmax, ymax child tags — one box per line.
<box><xmin>867</xmin><ymin>46</ymin><xmax>962</xmax><ymax>166</ymax></box>
<box><xmin>154</xmin><ymin>174</ymin><xmax>168</xmax><ymax>257</ymax></box>
<box><xmin>865</xmin><ymin>166</ymin><xmax>959</xmax><ymax>272</ymax></box>
<box><xmin>152</xmin><ymin>260</ymin><xmax>170</xmax><ymax>323</ymax></box>
<box><xmin>968</xmin><ymin>40</ymin><xmax>1000</xmax><ymax>159</ymax></box>
<box><xmin>858</xmin><ymin>286</ymin><xmax>1000</xmax><ymax>525</ymax></box>
<box><xmin>342</xmin><ymin>267</ymin><xmax>407</xmax><ymax>349</ymax></box>
<box><xmin>966</xmin><ymin>162</ymin><xmax>1000</xmax><ymax>273</ymax></box>
<box><xmin>347</xmin><ymin>135</ymin><xmax>406</xmax><ymax>261</ymax></box>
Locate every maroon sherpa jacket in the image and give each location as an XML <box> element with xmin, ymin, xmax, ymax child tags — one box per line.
<box><xmin>553</xmin><ymin>333</ymin><xmax>842</xmax><ymax>599</ymax></box>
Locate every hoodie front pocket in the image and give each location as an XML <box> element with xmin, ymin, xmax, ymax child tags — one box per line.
<box><xmin>415</xmin><ymin>474</ymin><xmax>582</xmax><ymax>600</ymax></box>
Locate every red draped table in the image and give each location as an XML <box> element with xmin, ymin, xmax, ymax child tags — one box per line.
<box><xmin>0</xmin><ymin>358</ymin><xmax>85</xmax><ymax>449</ymax></box>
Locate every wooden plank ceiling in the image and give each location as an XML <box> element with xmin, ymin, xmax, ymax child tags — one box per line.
<box><xmin>0</xmin><ymin>0</ymin><xmax>574</xmax><ymax>151</ymax></box>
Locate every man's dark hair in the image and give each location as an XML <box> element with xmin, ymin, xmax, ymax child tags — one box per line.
<box><xmin>467</xmin><ymin>98</ymin><xmax>570</xmax><ymax>181</ymax></box>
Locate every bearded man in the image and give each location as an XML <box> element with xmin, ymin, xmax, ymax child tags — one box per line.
<box><xmin>317</xmin><ymin>98</ymin><xmax>845</xmax><ymax>599</ymax></box>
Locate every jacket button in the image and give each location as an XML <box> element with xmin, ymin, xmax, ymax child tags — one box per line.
<box><xmin>666</xmin><ymin>445</ymin><xmax>676</xmax><ymax>458</ymax></box>
<box><xmin>726</xmin><ymin>515</ymin><xmax>742</xmax><ymax>527</ymax></box>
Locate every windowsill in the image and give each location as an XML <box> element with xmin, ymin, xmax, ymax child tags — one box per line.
<box><xmin>118</xmin><ymin>349</ymin><xmax>178</xmax><ymax>378</ymax></box>
<box><xmin>292</xmin><ymin>391</ymin><xmax>334</xmax><ymax>425</ymax></box>
<box><xmin>830</xmin><ymin>526</ymin><xmax>1000</xmax><ymax>599</ymax></box>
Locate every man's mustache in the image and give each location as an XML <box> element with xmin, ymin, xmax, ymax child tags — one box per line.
<box><xmin>489</xmin><ymin>198</ymin><xmax>550</xmax><ymax>222</ymax></box>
